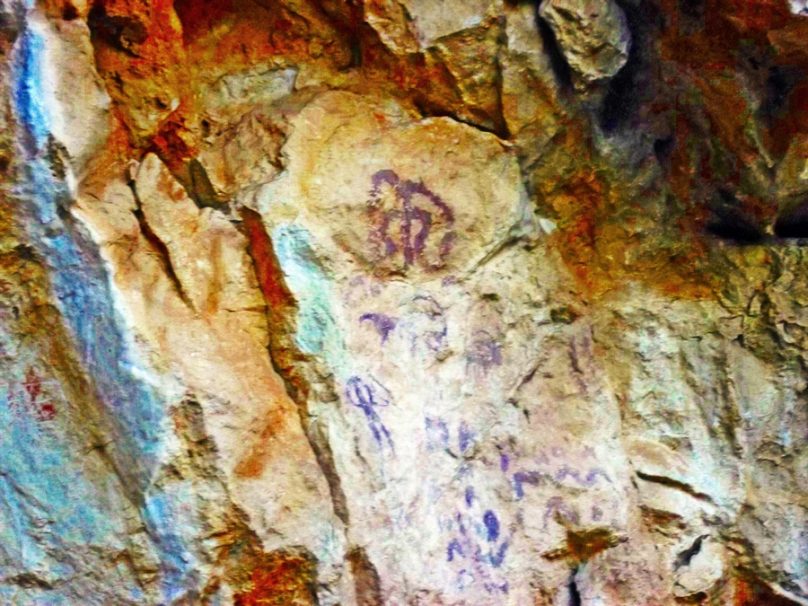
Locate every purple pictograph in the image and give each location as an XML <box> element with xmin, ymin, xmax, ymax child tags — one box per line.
<box><xmin>344</xmin><ymin>375</ymin><xmax>394</xmax><ymax>452</ymax></box>
<box><xmin>359</xmin><ymin>312</ymin><xmax>398</xmax><ymax>343</ymax></box>
<box><xmin>366</xmin><ymin>169</ymin><xmax>456</xmax><ymax>270</ymax></box>
<box><xmin>466</xmin><ymin>330</ymin><xmax>503</xmax><ymax>378</ymax></box>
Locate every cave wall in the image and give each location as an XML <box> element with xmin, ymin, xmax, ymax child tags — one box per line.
<box><xmin>0</xmin><ymin>0</ymin><xmax>806</xmax><ymax>603</ymax></box>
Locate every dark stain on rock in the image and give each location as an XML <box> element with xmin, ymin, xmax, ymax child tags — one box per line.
<box><xmin>348</xmin><ymin>546</ymin><xmax>383</xmax><ymax>606</ymax></box>
<box><xmin>187</xmin><ymin>158</ymin><xmax>223</xmax><ymax>209</ymax></box>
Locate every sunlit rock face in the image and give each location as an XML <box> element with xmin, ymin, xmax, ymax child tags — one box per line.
<box><xmin>1</xmin><ymin>0</ymin><xmax>807</xmax><ymax>604</ymax></box>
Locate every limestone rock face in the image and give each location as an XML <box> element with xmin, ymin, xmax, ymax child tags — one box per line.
<box><xmin>1</xmin><ymin>0</ymin><xmax>807</xmax><ymax>604</ymax></box>
<box><xmin>365</xmin><ymin>0</ymin><xmax>501</xmax><ymax>51</ymax></box>
<box><xmin>538</xmin><ymin>0</ymin><xmax>631</xmax><ymax>84</ymax></box>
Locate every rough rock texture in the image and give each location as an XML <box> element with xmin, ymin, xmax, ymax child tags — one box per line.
<box><xmin>0</xmin><ymin>0</ymin><xmax>807</xmax><ymax>604</ymax></box>
<box><xmin>539</xmin><ymin>0</ymin><xmax>631</xmax><ymax>85</ymax></box>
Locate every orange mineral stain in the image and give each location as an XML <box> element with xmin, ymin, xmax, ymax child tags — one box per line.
<box><xmin>234</xmin><ymin>553</ymin><xmax>317</xmax><ymax>606</ymax></box>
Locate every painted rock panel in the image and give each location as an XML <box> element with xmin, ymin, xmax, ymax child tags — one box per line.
<box><xmin>0</xmin><ymin>0</ymin><xmax>807</xmax><ymax>604</ymax></box>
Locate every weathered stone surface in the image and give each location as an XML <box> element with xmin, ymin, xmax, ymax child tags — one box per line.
<box><xmin>252</xmin><ymin>91</ymin><xmax>530</xmax><ymax>278</ymax></box>
<box><xmin>34</xmin><ymin>15</ymin><xmax>110</xmax><ymax>176</ymax></box>
<box><xmin>365</xmin><ymin>0</ymin><xmax>502</xmax><ymax>50</ymax></box>
<box><xmin>539</xmin><ymin>0</ymin><xmax>631</xmax><ymax>84</ymax></box>
<box><xmin>1</xmin><ymin>0</ymin><xmax>808</xmax><ymax>604</ymax></box>
<box><xmin>77</xmin><ymin>155</ymin><xmax>344</xmax><ymax>574</ymax></box>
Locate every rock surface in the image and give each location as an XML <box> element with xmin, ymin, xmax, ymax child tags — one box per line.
<box><xmin>539</xmin><ymin>0</ymin><xmax>631</xmax><ymax>85</ymax></box>
<box><xmin>0</xmin><ymin>0</ymin><xmax>807</xmax><ymax>604</ymax></box>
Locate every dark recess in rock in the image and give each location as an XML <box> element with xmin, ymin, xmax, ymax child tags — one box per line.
<box><xmin>536</xmin><ymin>10</ymin><xmax>573</xmax><ymax>94</ymax></box>
<box><xmin>568</xmin><ymin>567</ymin><xmax>582</xmax><ymax>606</ymax></box>
<box><xmin>87</xmin><ymin>4</ymin><xmax>147</xmax><ymax>54</ymax></box>
<box><xmin>774</xmin><ymin>199</ymin><xmax>808</xmax><ymax>239</ymax></box>
<box><xmin>678</xmin><ymin>0</ymin><xmax>705</xmax><ymax>34</ymax></box>
<box><xmin>653</xmin><ymin>135</ymin><xmax>675</xmax><ymax>171</ymax></box>
<box><xmin>674</xmin><ymin>534</ymin><xmax>705</xmax><ymax>568</ymax></box>
<box><xmin>599</xmin><ymin>0</ymin><xmax>658</xmax><ymax>134</ymax></box>
<box><xmin>707</xmin><ymin>190</ymin><xmax>764</xmax><ymax>244</ymax></box>
<box><xmin>761</xmin><ymin>65</ymin><xmax>804</xmax><ymax>124</ymax></box>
